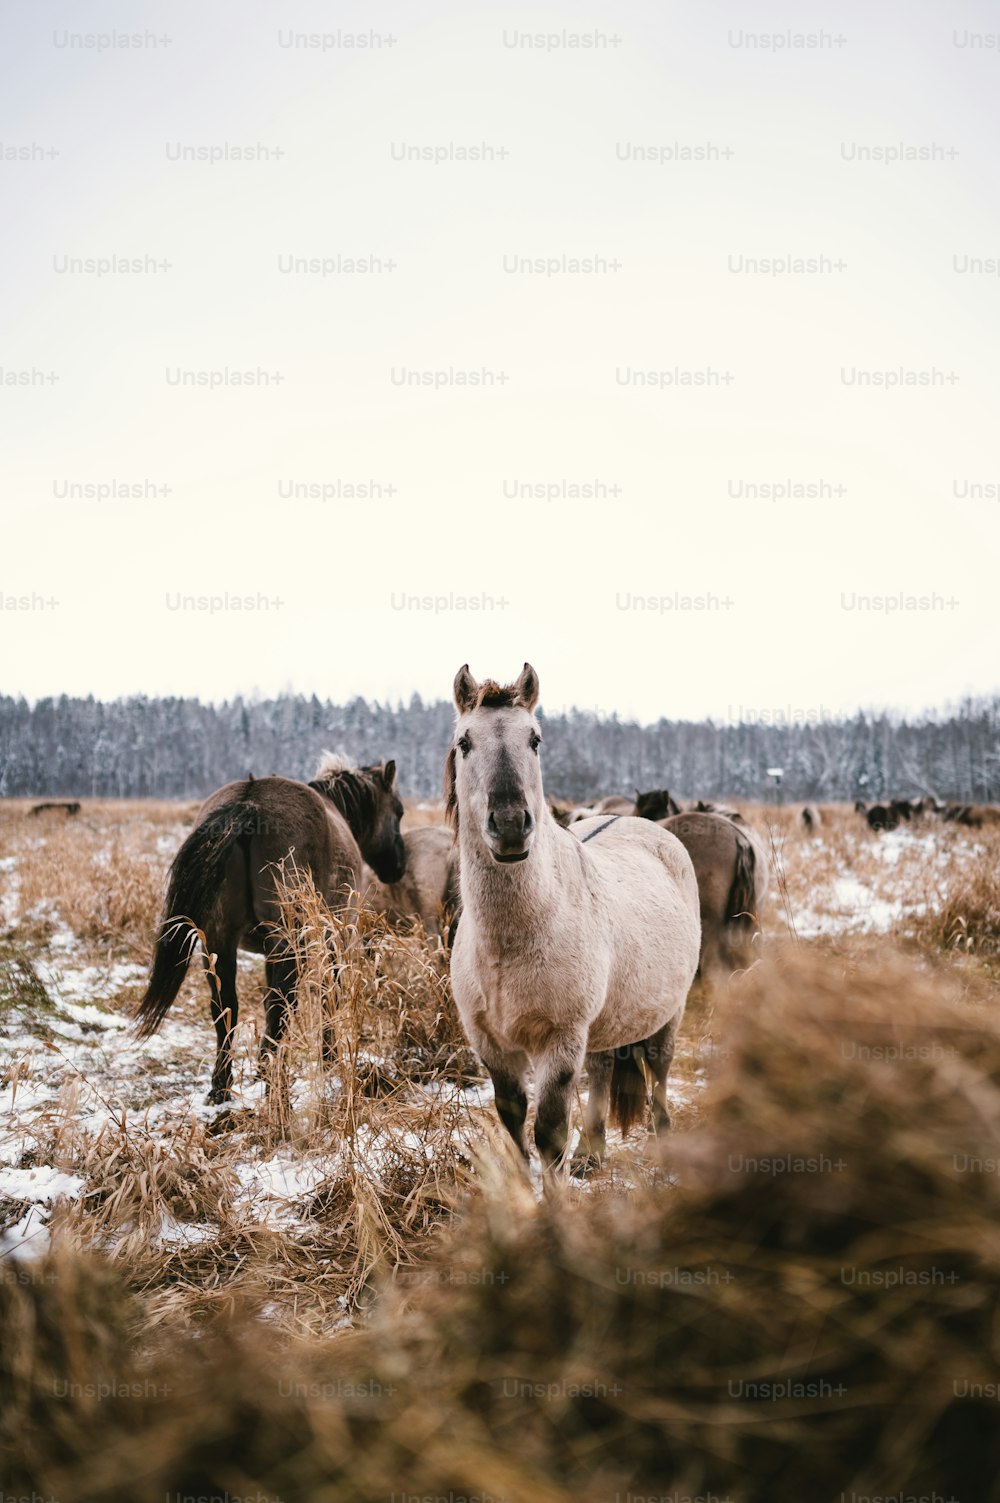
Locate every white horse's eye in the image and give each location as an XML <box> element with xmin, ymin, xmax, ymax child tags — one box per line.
<box><xmin>529</xmin><ymin>732</ymin><xmax>541</xmax><ymax>752</ymax></box>
<box><xmin>458</xmin><ymin>733</ymin><xmax>472</xmax><ymax>757</ymax></box>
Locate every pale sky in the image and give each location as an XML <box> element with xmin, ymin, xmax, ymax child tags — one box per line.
<box><xmin>2</xmin><ymin>0</ymin><xmax>998</xmax><ymax>724</ymax></box>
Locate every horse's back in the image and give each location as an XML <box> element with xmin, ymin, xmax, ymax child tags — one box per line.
<box><xmin>567</xmin><ymin>815</ymin><xmax>701</xmax><ymax>1048</ymax></box>
<box><xmin>659</xmin><ymin>810</ymin><xmax>745</xmax><ymax>912</ymax></box>
<box><xmin>571</xmin><ymin>813</ymin><xmax>699</xmax><ymax>910</ymax></box>
<box><xmin>196</xmin><ymin>776</ymin><xmax>361</xmax><ymax>935</ymax></box>
<box><xmin>660</xmin><ymin>810</ymin><xmax>767</xmax><ymax>970</ymax></box>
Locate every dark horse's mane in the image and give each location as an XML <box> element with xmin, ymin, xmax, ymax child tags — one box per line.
<box><xmin>309</xmin><ymin>761</ymin><xmax>382</xmax><ymax>842</ymax></box>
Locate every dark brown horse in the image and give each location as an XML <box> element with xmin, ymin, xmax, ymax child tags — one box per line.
<box><xmin>576</xmin><ymin>808</ymin><xmax>765</xmax><ymax>1171</ymax></box>
<box><xmin>134</xmin><ymin>756</ymin><xmax>405</xmax><ymax>1102</ymax></box>
<box><xmin>866</xmin><ymin>804</ymin><xmax>899</xmax><ymax>833</ymax></box>
<box><xmin>635</xmin><ymin>789</ymin><xmax>682</xmax><ymax>821</ymax></box>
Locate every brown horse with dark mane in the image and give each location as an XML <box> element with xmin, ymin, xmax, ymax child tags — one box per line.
<box><xmin>134</xmin><ymin>755</ymin><xmax>405</xmax><ymax>1102</ymax></box>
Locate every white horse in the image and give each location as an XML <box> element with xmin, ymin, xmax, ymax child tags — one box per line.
<box><xmin>446</xmin><ymin>663</ymin><xmax>701</xmax><ymax>1173</ymax></box>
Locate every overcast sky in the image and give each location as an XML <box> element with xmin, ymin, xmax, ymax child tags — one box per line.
<box><xmin>2</xmin><ymin>0</ymin><xmax>998</xmax><ymax>724</ymax></box>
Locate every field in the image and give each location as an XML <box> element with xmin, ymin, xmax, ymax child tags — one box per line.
<box><xmin>2</xmin><ymin>796</ymin><xmax>1000</xmax><ymax>1501</ymax></box>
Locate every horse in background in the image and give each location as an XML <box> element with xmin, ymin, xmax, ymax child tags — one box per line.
<box><xmin>362</xmin><ymin>824</ymin><xmax>458</xmax><ymax>943</ymax></box>
<box><xmin>656</xmin><ymin>811</ymin><xmax>768</xmax><ymax>979</ymax></box>
<box><xmin>635</xmin><ymin>789</ymin><xmax>683</xmax><ymax>821</ymax></box>
<box><xmin>568</xmin><ymin>794</ymin><xmax>637</xmax><ymax>822</ymax></box>
<box><xmin>943</xmin><ymin>803</ymin><xmax>1000</xmax><ymax>828</ymax></box>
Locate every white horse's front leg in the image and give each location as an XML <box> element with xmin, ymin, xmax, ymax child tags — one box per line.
<box><xmin>571</xmin><ymin>1049</ymin><xmax>613</xmax><ymax>1175</ymax></box>
<box><xmin>534</xmin><ymin>1037</ymin><xmax>588</xmax><ymax>1173</ymax></box>
<box><xmin>470</xmin><ymin>1024</ymin><xmax>531</xmax><ymax>1162</ymax></box>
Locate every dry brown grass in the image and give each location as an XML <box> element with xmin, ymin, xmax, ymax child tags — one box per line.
<box><xmin>2</xmin><ymin>840</ymin><xmax>491</xmax><ymax>1337</ymax></box>
<box><xmin>4</xmin><ymin>948</ymin><xmax>1000</xmax><ymax>1501</ymax></box>
<box><xmin>911</xmin><ymin>838</ymin><xmax>1000</xmax><ymax>959</ymax></box>
<box><xmin>3</xmin><ymin>797</ymin><xmax>1000</xmax><ymax>1500</ymax></box>
<box><xmin>0</xmin><ymin>799</ymin><xmax>184</xmax><ymax>954</ymax></box>
<box><xmin>0</xmin><ymin>796</ymin><xmax>441</xmax><ymax>955</ymax></box>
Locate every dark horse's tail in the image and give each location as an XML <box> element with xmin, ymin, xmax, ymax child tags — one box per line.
<box><xmin>133</xmin><ymin>799</ymin><xmax>257</xmax><ymax>1039</ymax></box>
<box><xmin>725</xmin><ymin>828</ymin><xmax>759</xmax><ymax>951</ymax></box>
<box><xmin>609</xmin><ymin>1044</ymin><xmax>653</xmax><ymax>1135</ymax></box>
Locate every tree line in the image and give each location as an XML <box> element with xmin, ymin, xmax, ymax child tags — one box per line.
<box><xmin>1</xmin><ymin>692</ymin><xmax>998</xmax><ymax>804</ymax></box>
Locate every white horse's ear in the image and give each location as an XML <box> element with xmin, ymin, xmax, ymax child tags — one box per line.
<box><xmin>515</xmin><ymin>662</ymin><xmax>540</xmax><ymax>711</ymax></box>
<box><xmin>454</xmin><ymin>664</ymin><xmax>479</xmax><ymax>713</ymax></box>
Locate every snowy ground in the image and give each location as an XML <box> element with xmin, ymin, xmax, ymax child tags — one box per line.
<box><xmin>0</xmin><ymin>807</ymin><xmax>971</xmax><ymax>1269</ymax></box>
<box><xmin>774</xmin><ymin>823</ymin><xmax>968</xmax><ymax>940</ymax></box>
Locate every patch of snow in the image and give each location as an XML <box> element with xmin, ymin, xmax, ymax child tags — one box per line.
<box><xmin>48</xmin><ymin>923</ymin><xmax>81</xmax><ymax>954</ymax></box>
<box><xmin>34</xmin><ymin>957</ymin><xmax>146</xmax><ymax>1006</ymax></box>
<box><xmin>0</xmin><ymin>1204</ymin><xmax>52</xmax><ymax>1260</ymax></box>
<box><xmin>236</xmin><ymin>1154</ymin><xmax>330</xmax><ymax>1206</ymax></box>
<box><xmin>60</xmin><ymin>1000</ymin><xmax>129</xmax><ymax>1031</ymax></box>
<box><xmin>0</xmin><ymin>857</ymin><xmax>22</xmax><ymax>927</ymax></box>
<box><xmin>0</xmin><ymin>1164</ymin><xmax>85</xmax><ymax>1202</ymax></box>
<box><xmin>156</xmin><ymin>1212</ymin><xmax>219</xmax><ymax>1247</ymax></box>
<box><xmin>872</xmin><ymin>828</ymin><xmax>938</xmax><ymax>867</ymax></box>
<box><xmin>831</xmin><ymin>876</ymin><xmax>903</xmax><ymax>933</ymax></box>
<box><xmin>795</xmin><ymin>876</ymin><xmax>904</xmax><ymax>938</ymax></box>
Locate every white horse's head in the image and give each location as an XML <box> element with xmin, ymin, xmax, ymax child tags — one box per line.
<box><xmin>446</xmin><ymin>662</ymin><xmax>544</xmax><ymax>863</ymax></box>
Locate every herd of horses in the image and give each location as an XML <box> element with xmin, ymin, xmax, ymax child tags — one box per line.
<box><xmin>128</xmin><ymin>663</ymin><xmax>989</xmax><ymax>1173</ymax></box>
<box><xmin>852</xmin><ymin>796</ymin><xmax>1000</xmax><ymax>833</ymax></box>
<box><xmin>135</xmin><ymin>670</ymin><xmax>768</xmax><ymax>1162</ymax></box>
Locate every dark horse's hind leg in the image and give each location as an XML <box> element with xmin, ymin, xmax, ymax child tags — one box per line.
<box><xmin>205</xmin><ymin>941</ymin><xmax>239</xmax><ymax>1105</ymax></box>
<box><xmin>571</xmin><ymin>1050</ymin><xmax>613</xmax><ymax>1176</ymax></box>
<box><xmin>260</xmin><ymin>943</ymin><xmax>297</xmax><ymax>1077</ymax></box>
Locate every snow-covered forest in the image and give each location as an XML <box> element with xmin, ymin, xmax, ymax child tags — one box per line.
<box><xmin>2</xmin><ymin>692</ymin><xmax>999</xmax><ymax>803</ymax></box>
